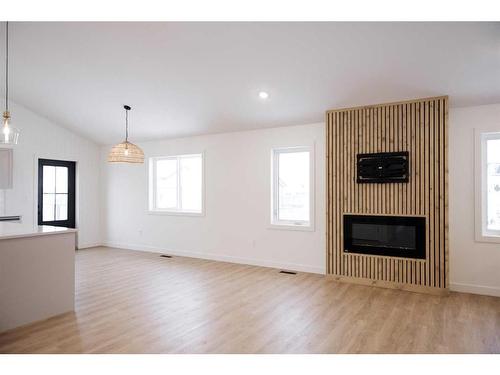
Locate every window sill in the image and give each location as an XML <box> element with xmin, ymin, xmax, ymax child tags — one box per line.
<box><xmin>475</xmin><ymin>232</ymin><xmax>500</xmax><ymax>244</ymax></box>
<box><xmin>148</xmin><ymin>210</ymin><xmax>204</xmax><ymax>217</ymax></box>
<box><xmin>268</xmin><ymin>223</ymin><xmax>315</xmax><ymax>232</ymax></box>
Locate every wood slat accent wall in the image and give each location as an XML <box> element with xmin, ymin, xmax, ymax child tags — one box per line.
<box><xmin>326</xmin><ymin>96</ymin><xmax>449</xmax><ymax>292</ymax></box>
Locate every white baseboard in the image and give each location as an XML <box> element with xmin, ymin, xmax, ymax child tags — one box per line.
<box><xmin>102</xmin><ymin>241</ymin><xmax>325</xmax><ymax>275</ymax></box>
<box><xmin>450</xmin><ymin>282</ymin><xmax>500</xmax><ymax>297</ymax></box>
<box><xmin>77</xmin><ymin>242</ymin><xmax>103</xmax><ymax>250</ymax></box>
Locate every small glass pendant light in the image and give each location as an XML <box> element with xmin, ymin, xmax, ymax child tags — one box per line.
<box><xmin>108</xmin><ymin>105</ymin><xmax>144</xmax><ymax>163</ymax></box>
<box><xmin>1</xmin><ymin>21</ymin><xmax>20</xmax><ymax>145</ymax></box>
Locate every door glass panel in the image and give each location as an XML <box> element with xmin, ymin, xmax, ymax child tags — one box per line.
<box><xmin>55</xmin><ymin>194</ymin><xmax>68</xmax><ymax>220</ymax></box>
<box><xmin>43</xmin><ymin>166</ymin><xmax>56</xmax><ymax>193</ymax></box>
<box><xmin>56</xmin><ymin>167</ymin><xmax>68</xmax><ymax>194</ymax></box>
<box><xmin>43</xmin><ymin>194</ymin><xmax>55</xmax><ymax>221</ymax></box>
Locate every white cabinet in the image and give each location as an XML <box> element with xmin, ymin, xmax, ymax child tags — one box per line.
<box><xmin>0</xmin><ymin>148</ymin><xmax>13</xmax><ymax>189</ymax></box>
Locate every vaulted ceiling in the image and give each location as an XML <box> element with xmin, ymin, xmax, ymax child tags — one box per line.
<box><xmin>5</xmin><ymin>22</ymin><xmax>500</xmax><ymax>144</ymax></box>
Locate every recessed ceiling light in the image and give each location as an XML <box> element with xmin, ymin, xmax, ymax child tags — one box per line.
<box><xmin>258</xmin><ymin>91</ymin><xmax>269</xmax><ymax>99</ymax></box>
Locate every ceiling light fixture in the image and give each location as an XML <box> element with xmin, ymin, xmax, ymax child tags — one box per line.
<box><xmin>108</xmin><ymin>105</ymin><xmax>144</xmax><ymax>164</ymax></box>
<box><xmin>1</xmin><ymin>22</ymin><xmax>20</xmax><ymax>145</ymax></box>
<box><xmin>258</xmin><ymin>91</ymin><xmax>269</xmax><ymax>99</ymax></box>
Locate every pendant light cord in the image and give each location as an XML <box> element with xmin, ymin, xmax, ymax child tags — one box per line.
<box><xmin>125</xmin><ymin>108</ymin><xmax>128</xmax><ymax>142</ymax></box>
<box><xmin>5</xmin><ymin>21</ymin><xmax>8</xmax><ymax>112</ymax></box>
<box><xmin>125</xmin><ymin>107</ymin><xmax>129</xmax><ymax>143</ymax></box>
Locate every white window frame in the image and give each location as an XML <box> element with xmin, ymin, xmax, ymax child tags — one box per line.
<box><xmin>475</xmin><ymin>131</ymin><xmax>500</xmax><ymax>243</ymax></box>
<box><xmin>148</xmin><ymin>153</ymin><xmax>205</xmax><ymax>216</ymax></box>
<box><xmin>270</xmin><ymin>145</ymin><xmax>315</xmax><ymax>231</ymax></box>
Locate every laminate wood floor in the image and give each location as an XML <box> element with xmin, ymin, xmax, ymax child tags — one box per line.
<box><xmin>1</xmin><ymin>247</ymin><xmax>499</xmax><ymax>354</ymax></box>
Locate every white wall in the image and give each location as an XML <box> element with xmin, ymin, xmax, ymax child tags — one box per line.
<box><xmin>449</xmin><ymin>103</ymin><xmax>500</xmax><ymax>297</ymax></box>
<box><xmin>102</xmin><ymin>123</ymin><xmax>325</xmax><ymax>274</ymax></box>
<box><xmin>0</xmin><ymin>99</ymin><xmax>101</xmax><ymax>248</ymax></box>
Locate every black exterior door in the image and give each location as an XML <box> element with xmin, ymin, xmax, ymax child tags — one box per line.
<box><xmin>38</xmin><ymin>159</ymin><xmax>76</xmax><ymax>228</ymax></box>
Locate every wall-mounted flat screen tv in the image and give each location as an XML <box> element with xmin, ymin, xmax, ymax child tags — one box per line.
<box><xmin>357</xmin><ymin>151</ymin><xmax>409</xmax><ymax>183</ymax></box>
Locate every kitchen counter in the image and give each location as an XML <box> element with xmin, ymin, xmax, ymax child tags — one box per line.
<box><xmin>0</xmin><ymin>223</ymin><xmax>77</xmax><ymax>333</ymax></box>
<box><xmin>0</xmin><ymin>223</ymin><xmax>77</xmax><ymax>241</ymax></box>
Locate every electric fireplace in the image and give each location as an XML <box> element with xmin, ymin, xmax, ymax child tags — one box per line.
<box><xmin>343</xmin><ymin>215</ymin><xmax>426</xmax><ymax>259</ymax></box>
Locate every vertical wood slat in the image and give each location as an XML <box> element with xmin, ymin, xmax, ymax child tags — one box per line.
<box><xmin>439</xmin><ymin>100</ymin><xmax>448</xmax><ymax>288</ymax></box>
<box><xmin>336</xmin><ymin>111</ymin><xmax>340</xmax><ymax>275</ymax></box>
<box><xmin>436</xmin><ymin>99</ymin><xmax>441</xmax><ymax>288</ymax></box>
<box><xmin>327</xmin><ymin>112</ymin><xmax>333</xmax><ymax>274</ymax></box>
<box><xmin>429</xmin><ymin>100</ymin><xmax>435</xmax><ymax>287</ymax></box>
<box><xmin>325</xmin><ymin>97</ymin><xmax>448</xmax><ymax>292</ymax></box>
<box><xmin>340</xmin><ymin>110</ymin><xmax>344</xmax><ymax>276</ymax></box>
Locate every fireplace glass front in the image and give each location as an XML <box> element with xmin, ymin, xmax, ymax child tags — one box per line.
<box><xmin>343</xmin><ymin>215</ymin><xmax>426</xmax><ymax>259</ymax></box>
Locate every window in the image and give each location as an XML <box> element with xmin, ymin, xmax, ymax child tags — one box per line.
<box><xmin>478</xmin><ymin>133</ymin><xmax>500</xmax><ymax>240</ymax></box>
<box><xmin>149</xmin><ymin>153</ymin><xmax>204</xmax><ymax>215</ymax></box>
<box><xmin>271</xmin><ymin>146</ymin><xmax>313</xmax><ymax>229</ymax></box>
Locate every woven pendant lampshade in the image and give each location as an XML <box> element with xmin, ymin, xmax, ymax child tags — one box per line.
<box><xmin>108</xmin><ymin>141</ymin><xmax>144</xmax><ymax>163</ymax></box>
<box><xmin>108</xmin><ymin>105</ymin><xmax>144</xmax><ymax>164</ymax></box>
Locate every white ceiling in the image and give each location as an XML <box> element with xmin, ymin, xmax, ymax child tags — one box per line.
<box><xmin>5</xmin><ymin>22</ymin><xmax>500</xmax><ymax>144</ymax></box>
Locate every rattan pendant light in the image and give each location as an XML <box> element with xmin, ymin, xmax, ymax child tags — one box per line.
<box><xmin>108</xmin><ymin>105</ymin><xmax>144</xmax><ymax>163</ymax></box>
